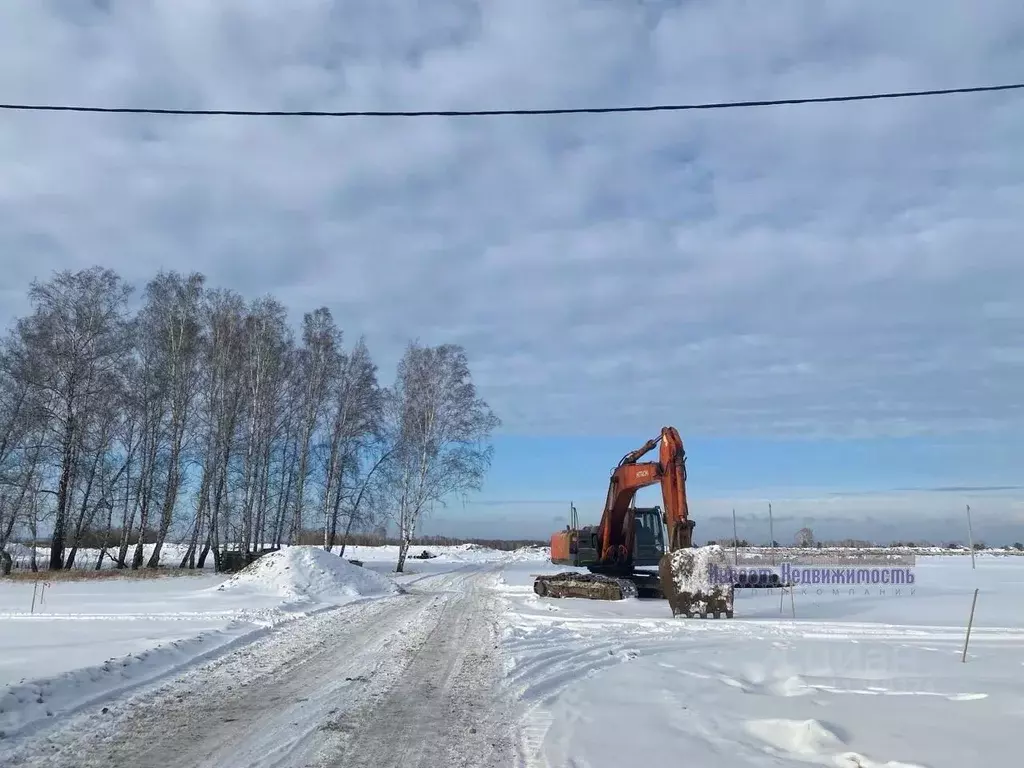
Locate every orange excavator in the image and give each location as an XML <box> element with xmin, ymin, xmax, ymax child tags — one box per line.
<box><xmin>533</xmin><ymin>427</ymin><xmax>734</xmax><ymax>618</ymax></box>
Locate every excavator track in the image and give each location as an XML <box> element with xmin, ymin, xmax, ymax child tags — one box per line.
<box><xmin>533</xmin><ymin>572</ymin><xmax>639</xmax><ymax>601</ymax></box>
<box><xmin>533</xmin><ymin>548</ymin><xmax>734</xmax><ymax>618</ymax></box>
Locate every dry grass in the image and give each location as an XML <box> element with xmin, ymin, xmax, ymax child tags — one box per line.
<box><xmin>2</xmin><ymin>567</ymin><xmax>213</xmax><ymax>583</ymax></box>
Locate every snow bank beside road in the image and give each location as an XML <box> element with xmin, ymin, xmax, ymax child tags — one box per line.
<box><xmin>0</xmin><ymin>574</ymin><xmax>293</xmax><ymax>741</ymax></box>
<box><xmin>215</xmin><ymin>546</ymin><xmax>402</xmax><ymax>604</ymax></box>
<box><xmin>0</xmin><ymin>613</ymin><xmax>285</xmax><ymax>741</ymax></box>
<box><xmin>0</xmin><ymin>546</ymin><xmax>412</xmax><ymax>743</ymax></box>
<box><xmin>0</xmin><ymin>574</ymin><xmax>283</xmax><ymax>687</ymax></box>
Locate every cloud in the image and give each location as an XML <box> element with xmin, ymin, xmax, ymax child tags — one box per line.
<box><xmin>0</xmin><ymin>0</ymin><xmax>1022</xmax><ymax>439</ymax></box>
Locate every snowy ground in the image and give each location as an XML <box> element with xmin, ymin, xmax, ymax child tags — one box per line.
<box><xmin>498</xmin><ymin>553</ymin><xmax>1024</xmax><ymax>767</ymax></box>
<box><xmin>0</xmin><ymin>543</ymin><xmax>493</xmax><ymax>691</ymax></box>
<box><xmin>0</xmin><ymin>547</ymin><xmax>516</xmax><ymax>767</ymax></box>
<box><xmin>1</xmin><ymin>545</ymin><xmax>1020</xmax><ymax>766</ymax></box>
<box><xmin>0</xmin><ymin>544</ymin><xmax>414</xmax><ymax>744</ymax></box>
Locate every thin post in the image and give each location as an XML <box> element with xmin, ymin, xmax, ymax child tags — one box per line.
<box><xmin>961</xmin><ymin>588</ymin><xmax>979</xmax><ymax>662</ymax></box>
<box><xmin>31</xmin><ymin>580</ymin><xmax>38</xmax><ymax>614</ymax></box>
<box><xmin>966</xmin><ymin>504</ymin><xmax>976</xmax><ymax>569</ymax></box>
<box><xmin>789</xmin><ymin>584</ymin><xmax>796</xmax><ymax>618</ymax></box>
<box><xmin>732</xmin><ymin>509</ymin><xmax>739</xmax><ymax>566</ymax></box>
<box><xmin>769</xmin><ymin>502</ymin><xmax>775</xmax><ymax>566</ymax></box>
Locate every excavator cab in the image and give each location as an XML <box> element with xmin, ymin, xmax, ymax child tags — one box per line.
<box><xmin>632</xmin><ymin>507</ymin><xmax>667</xmax><ymax>567</ymax></box>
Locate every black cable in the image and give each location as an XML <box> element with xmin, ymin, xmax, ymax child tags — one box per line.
<box><xmin>0</xmin><ymin>82</ymin><xmax>1020</xmax><ymax>118</ymax></box>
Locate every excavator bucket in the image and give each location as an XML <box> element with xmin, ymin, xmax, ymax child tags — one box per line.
<box><xmin>659</xmin><ymin>545</ymin><xmax>734</xmax><ymax>618</ymax></box>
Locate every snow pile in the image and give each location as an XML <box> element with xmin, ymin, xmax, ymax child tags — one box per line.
<box><xmin>744</xmin><ymin>718</ymin><xmax>846</xmax><ymax>755</ymax></box>
<box><xmin>745</xmin><ymin>718</ymin><xmax>929</xmax><ymax>767</ymax></box>
<box><xmin>666</xmin><ymin>544</ymin><xmax>728</xmax><ymax>593</ymax></box>
<box><xmin>216</xmin><ymin>546</ymin><xmax>401</xmax><ymax>604</ymax></box>
<box><xmin>505</xmin><ymin>546</ymin><xmax>551</xmax><ymax>563</ymax></box>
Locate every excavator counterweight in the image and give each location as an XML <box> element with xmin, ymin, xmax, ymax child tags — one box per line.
<box><xmin>533</xmin><ymin>427</ymin><xmax>735</xmax><ymax>618</ymax></box>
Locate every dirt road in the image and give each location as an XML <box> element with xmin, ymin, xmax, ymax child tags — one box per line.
<box><xmin>2</xmin><ymin>564</ymin><xmax>516</xmax><ymax>768</ymax></box>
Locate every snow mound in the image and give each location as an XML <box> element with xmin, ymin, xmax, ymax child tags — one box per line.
<box><xmin>216</xmin><ymin>547</ymin><xmax>401</xmax><ymax>604</ymax></box>
<box><xmin>744</xmin><ymin>718</ymin><xmax>846</xmax><ymax>755</ymax></box>
<box><xmin>666</xmin><ymin>544</ymin><xmax>728</xmax><ymax>592</ymax></box>
<box><xmin>506</xmin><ymin>546</ymin><xmax>551</xmax><ymax>563</ymax></box>
<box><xmin>745</xmin><ymin>718</ymin><xmax>927</xmax><ymax>768</ymax></box>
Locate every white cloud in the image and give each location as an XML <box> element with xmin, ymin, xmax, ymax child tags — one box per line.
<box><xmin>0</xmin><ymin>0</ymin><xmax>1021</xmax><ymax>438</ymax></box>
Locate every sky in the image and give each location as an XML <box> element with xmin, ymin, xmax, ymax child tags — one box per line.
<box><xmin>0</xmin><ymin>1</ymin><xmax>1022</xmax><ymax>544</ymax></box>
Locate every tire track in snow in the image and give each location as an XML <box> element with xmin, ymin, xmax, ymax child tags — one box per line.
<box><xmin>503</xmin><ymin>622</ymin><xmax>671</xmax><ymax>768</ymax></box>
<box><xmin>516</xmin><ymin>705</ymin><xmax>555</xmax><ymax>768</ymax></box>
<box><xmin>314</xmin><ymin>564</ymin><xmax>514</xmax><ymax>768</ymax></box>
<box><xmin>2</xmin><ymin>593</ymin><xmax>427</xmax><ymax>767</ymax></box>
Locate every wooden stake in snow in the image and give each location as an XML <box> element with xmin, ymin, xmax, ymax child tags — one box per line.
<box><xmin>31</xmin><ymin>580</ymin><xmax>38</xmax><ymax>614</ymax></box>
<box><xmin>768</xmin><ymin>502</ymin><xmax>775</xmax><ymax>566</ymax></box>
<box><xmin>778</xmin><ymin>584</ymin><xmax>796</xmax><ymax>617</ymax></box>
<box><xmin>966</xmin><ymin>504</ymin><xmax>976</xmax><ymax>569</ymax></box>
<box><xmin>962</xmin><ymin>588</ymin><xmax>979</xmax><ymax>662</ymax></box>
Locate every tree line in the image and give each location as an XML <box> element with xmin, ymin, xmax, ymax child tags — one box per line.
<box><xmin>0</xmin><ymin>267</ymin><xmax>499</xmax><ymax>574</ymax></box>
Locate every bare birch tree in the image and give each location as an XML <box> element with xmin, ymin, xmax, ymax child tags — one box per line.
<box><xmin>321</xmin><ymin>336</ymin><xmax>382</xmax><ymax>551</ymax></box>
<box><xmin>0</xmin><ymin>331</ymin><xmax>47</xmax><ymax>573</ymax></box>
<box><xmin>189</xmin><ymin>289</ymin><xmax>247</xmax><ymax>569</ymax></box>
<box><xmin>137</xmin><ymin>271</ymin><xmax>205</xmax><ymax>568</ymax></box>
<box><xmin>384</xmin><ymin>342</ymin><xmax>499</xmax><ymax>573</ymax></box>
<box><xmin>238</xmin><ymin>297</ymin><xmax>291</xmax><ymax>552</ymax></box>
<box><xmin>289</xmin><ymin>308</ymin><xmax>339</xmax><ymax>544</ymax></box>
<box><xmin>13</xmin><ymin>267</ymin><xmax>134</xmax><ymax>570</ymax></box>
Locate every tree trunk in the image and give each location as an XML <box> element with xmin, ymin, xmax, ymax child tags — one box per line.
<box><xmin>197</xmin><ymin>531</ymin><xmax>212</xmax><ymax>569</ymax></box>
<box><xmin>50</xmin><ymin>411</ymin><xmax>77</xmax><ymax>570</ymax></box>
<box><xmin>337</xmin><ymin>507</ymin><xmax>359</xmax><ymax>558</ymax></box>
<box><xmin>396</xmin><ymin>533</ymin><xmax>411</xmax><ymax>573</ymax></box>
<box><xmin>148</xmin><ymin>422</ymin><xmax>185</xmax><ymax>568</ymax></box>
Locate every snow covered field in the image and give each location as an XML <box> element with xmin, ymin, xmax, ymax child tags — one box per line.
<box><xmin>1</xmin><ymin>545</ymin><xmax>1020</xmax><ymax>766</ymax></box>
<box><xmin>498</xmin><ymin>553</ymin><xmax>1024</xmax><ymax>767</ymax></box>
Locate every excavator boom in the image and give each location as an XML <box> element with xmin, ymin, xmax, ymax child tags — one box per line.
<box><xmin>595</xmin><ymin>426</ymin><xmax>695</xmax><ymax>569</ymax></box>
<box><xmin>534</xmin><ymin>427</ymin><xmax>734</xmax><ymax>618</ymax></box>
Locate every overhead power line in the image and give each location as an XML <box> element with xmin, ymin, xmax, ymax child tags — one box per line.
<box><xmin>458</xmin><ymin>500</ymin><xmax>574</xmax><ymax>506</ymax></box>
<box><xmin>0</xmin><ymin>82</ymin><xmax>1020</xmax><ymax>118</ymax></box>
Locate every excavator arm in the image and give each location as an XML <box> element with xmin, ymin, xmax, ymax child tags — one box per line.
<box><xmin>596</xmin><ymin>427</ymin><xmax>695</xmax><ymax>569</ymax></box>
